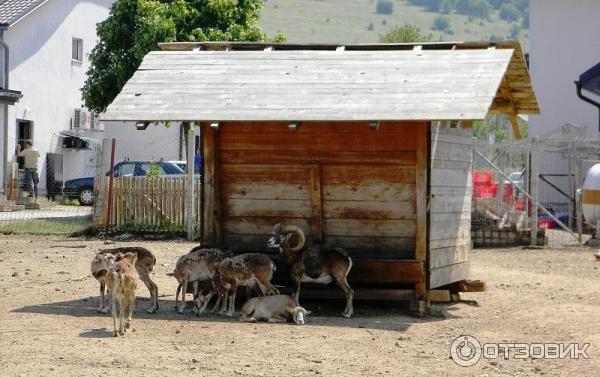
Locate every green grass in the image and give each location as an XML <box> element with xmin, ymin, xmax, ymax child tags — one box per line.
<box><xmin>0</xmin><ymin>219</ymin><xmax>93</xmax><ymax>235</ymax></box>
<box><xmin>260</xmin><ymin>0</ymin><xmax>529</xmax><ymax>51</ymax></box>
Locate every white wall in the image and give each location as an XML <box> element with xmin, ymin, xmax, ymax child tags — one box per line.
<box><xmin>529</xmin><ymin>0</ymin><xmax>600</xmax><ymax>136</ymax></box>
<box><xmin>104</xmin><ymin>121</ymin><xmax>184</xmax><ymax>163</ymax></box>
<box><xmin>4</xmin><ymin>0</ymin><xmax>113</xmax><ymax>192</ymax></box>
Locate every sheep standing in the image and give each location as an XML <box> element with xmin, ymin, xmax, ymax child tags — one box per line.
<box><xmin>106</xmin><ymin>252</ymin><xmax>138</xmax><ymax>337</ymax></box>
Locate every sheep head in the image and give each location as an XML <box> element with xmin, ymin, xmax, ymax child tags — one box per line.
<box><xmin>267</xmin><ymin>223</ymin><xmax>306</xmax><ymax>253</ymax></box>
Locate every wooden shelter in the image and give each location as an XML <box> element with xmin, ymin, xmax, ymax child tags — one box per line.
<box><xmin>102</xmin><ymin>41</ymin><xmax>538</xmax><ymax>308</ymax></box>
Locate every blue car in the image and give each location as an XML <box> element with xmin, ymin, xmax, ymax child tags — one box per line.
<box><xmin>63</xmin><ymin>161</ymin><xmax>184</xmax><ymax>206</ymax></box>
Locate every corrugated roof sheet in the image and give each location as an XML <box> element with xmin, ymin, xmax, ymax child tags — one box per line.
<box><xmin>0</xmin><ymin>0</ymin><xmax>46</xmax><ymax>25</ymax></box>
<box><xmin>102</xmin><ymin>42</ymin><xmax>539</xmax><ymax>122</ymax></box>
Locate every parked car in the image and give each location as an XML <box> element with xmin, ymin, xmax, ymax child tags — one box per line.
<box><xmin>63</xmin><ymin>161</ymin><xmax>184</xmax><ymax>206</ymax></box>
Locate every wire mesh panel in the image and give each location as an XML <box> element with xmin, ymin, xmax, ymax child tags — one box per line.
<box><xmin>0</xmin><ymin>135</ymin><xmax>101</xmax><ymax>235</ymax></box>
<box><xmin>473</xmin><ymin>123</ymin><xmax>600</xmax><ymax>249</ymax></box>
<box><xmin>93</xmin><ymin>122</ymin><xmax>202</xmax><ymax>239</ymax></box>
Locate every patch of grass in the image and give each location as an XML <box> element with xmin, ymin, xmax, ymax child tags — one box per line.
<box><xmin>260</xmin><ymin>0</ymin><xmax>529</xmax><ymax>50</ymax></box>
<box><xmin>0</xmin><ymin>219</ymin><xmax>92</xmax><ymax>235</ymax></box>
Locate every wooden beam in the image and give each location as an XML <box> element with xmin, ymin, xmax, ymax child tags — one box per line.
<box><xmin>348</xmin><ymin>260</ymin><xmax>425</xmax><ymax>284</ymax></box>
<box><xmin>202</xmin><ymin>123</ymin><xmax>221</xmax><ymax>246</ymax></box>
<box><xmin>310</xmin><ymin>162</ymin><xmax>323</xmax><ymax>243</ymax></box>
<box><xmin>509</xmin><ymin>112</ymin><xmax>522</xmax><ymax>141</ymax></box>
<box><xmin>415</xmin><ymin>122</ymin><xmax>428</xmax><ymax>300</ymax></box>
<box><xmin>293</xmin><ymin>288</ymin><xmax>450</xmax><ymax>302</ymax></box>
<box><xmin>457</xmin><ymin>279</ymin><xmax>486</xmax><ymax>293</ymax></box>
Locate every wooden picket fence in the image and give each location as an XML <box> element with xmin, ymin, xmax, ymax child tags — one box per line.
<box><xmin>99</xmin><ymin>176</ymin><xmax>202</xmax><ymax>233</ymax></box>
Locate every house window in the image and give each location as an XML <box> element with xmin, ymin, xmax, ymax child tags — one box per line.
<box><xmin>72</xmin><ymin>38</ymin><xmax>83</xmax><ymax>62</ymax></box>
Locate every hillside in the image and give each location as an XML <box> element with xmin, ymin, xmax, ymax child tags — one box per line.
<box><xmin>260</xmin><ymin>0</ymin><xmax>529</xmax><ymax>50</ymax></box>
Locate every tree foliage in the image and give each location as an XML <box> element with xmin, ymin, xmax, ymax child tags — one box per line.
<box><xmin>379</xmin><ymin>24</ymin><xmax>433</xmax><ymax>43</ymax></box>
<box><xmin>375</xmin><ymin>0</ymin><xmax>394</xmax><ymax>15</ymax></box>
<box><xmin>83</xmin><ymin>0</ymin><xmax>283</xmax><ymax>114</ymax></box>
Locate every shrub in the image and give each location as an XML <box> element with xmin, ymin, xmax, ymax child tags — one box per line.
<box><xmin>380</xmin><ymin>24</ymin><xmax>433</xmax><ymax>43</ymax></box>
<box><xmin>432</xmin><ymin>16</ymin><xmax>450</xmax><ymax>31</ymax></box>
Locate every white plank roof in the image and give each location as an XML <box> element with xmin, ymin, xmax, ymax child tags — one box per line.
<box><xmin>102</xmin><ymin>46</ymin><xmax>535</xmax><ymax>122</ymax></box>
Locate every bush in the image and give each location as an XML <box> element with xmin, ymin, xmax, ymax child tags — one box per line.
<box><xmin>509</xmin><ymin>23</ymin><xmax>520</xmax><ymax>40</ymax></box>
<box><xmin>432</xmin><ymin>15</ymin><xmax>450</xmax><ymax>31</ymax></box>
<box><xmin>367</xmin><ymin>22</ymin><xmax>374</xmax><ymax>31</ymax></box>
<box><xmin>455</xmin><ymin>0</ymin><xmax>491</xmax><ymax>19</ymax></box>
<box><xmin>376</xmin><ymin>0</ymin><xmax>394</xmax><ymax>15</ymax></box>
<box><xmin>380</xmin><ymin>24</ymin><xmax>433</xmax><ymax>43</ymax></box>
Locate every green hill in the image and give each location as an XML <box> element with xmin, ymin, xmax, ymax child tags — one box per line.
<box><xmin>260</xmin><ymin>0</ymin><xmax>529</xmax><ymax>51</ymax></box>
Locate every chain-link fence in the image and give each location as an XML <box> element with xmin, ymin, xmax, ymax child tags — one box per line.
<box><xmin>0</xmin><ymin>131</ymin><xmax>101</xmax><ymax>235</ymax></box>
<box><xmin>93</xmin><ymin>122</ymin><xmax>202</xmax><ymax>239</ymax></box>
<box><xmin>1</xmin><ymin>122</ymin><xmax>202</xmax><ymax>239</ymax></box>
<box><xmin>473</xmin><ymin>123</ymin><xmax>600</xmax><ymax>249</ymax></box>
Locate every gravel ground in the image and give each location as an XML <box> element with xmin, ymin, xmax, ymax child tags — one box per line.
<box><xmin>0</xmin><ymin>235</ymin><xmax>599</xmax><ymax>376</ymax></box>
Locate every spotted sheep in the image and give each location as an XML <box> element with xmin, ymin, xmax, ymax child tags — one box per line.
<box><xmin>268</xmin><ymin>224</ymin><xmax>354</xmax><ymax>318</ymax></box>
<box><xmin>168</xmin><ymin>247</ymin><xmax>231</xmax><ymax>314</ymax></box>
<box><xmin>93</xmin><ymin>247</ymin><xmax>159</xmax><ymax>314</ymax></box>
<box><xmin>195</xmin><ymin>253</ymin><xmax>279</xmax><ymax>317</ymax></box>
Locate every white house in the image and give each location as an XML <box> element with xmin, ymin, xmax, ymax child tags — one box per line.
<box><xmin>529</xmin><ymin>0</ymin><xmax>600</xmax><ymax>135</ymax></box>
<box><xmin>529</xmin><ymin>0</ymin><xmax>600</xmax><ymax>214</ymax></box>
<box><xmin>0</xmin><ymin>0</ymin><xmax>114</xmax><ymax>198</ymax></box>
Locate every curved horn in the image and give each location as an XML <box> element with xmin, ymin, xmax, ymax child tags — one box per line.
<box><xmin>283</xmin><ymin>225</ymin><xmax>306</xmax><ymax>253</ymax></box>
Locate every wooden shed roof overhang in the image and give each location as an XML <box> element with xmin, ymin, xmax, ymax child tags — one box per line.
<box><xmin>102</xmin><ymin>41</ymin><xmax>538</xmax><ymax>127</ymax></box>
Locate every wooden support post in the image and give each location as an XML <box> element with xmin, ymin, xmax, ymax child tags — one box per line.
<box><xmin>509</xmin><ymin>113</ymin><xmax>522</xmax><ymax>141</ymax></box>
<box><xmin>530</xmin><ymin>137</ymin><xmax>539</xmax><ymax>246</ymax></box>
<box><xmin>185</xmin><ymin>122</ymin><xmax>195</xmax><ymax>240</ymax></box>
<box><xmin>202</xmin><ymin>123</ymin><xmax>220</xmax><ymax>246</ymax></box>
<box><xmin>310</xmin><ymin>162</ymin><xmax>323</xmax><ymax>243</ymax></box>
<box><xmin>576</xmin><ymin>158</ymin><xmax>583</xmax><ymax>245</ymax></box>
<box><xmin>414</xmin><ymin>122</ymin><xmax>428</xmax><ymax>304</ymax></box>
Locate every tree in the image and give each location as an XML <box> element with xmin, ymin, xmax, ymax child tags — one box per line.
<box><xmin>380</xmin><ymin>24</ymin><xmax>433</xmax><ymax>43</ymax></box>
<box><xmin>455</xmin><ymin>0</ymin><xmax>491</xmax><ymax>19</ymax></box>
<box><xmin>83</xmin><ymin>0</ymin><xmax>283</xmax><ymax>114</ymax></box>
<box><xmin>432</xmin><ymin>15</ymin><xmax>450</xmax><ymax>31</ymax></box>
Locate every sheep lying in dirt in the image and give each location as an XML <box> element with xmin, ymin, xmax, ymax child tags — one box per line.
<box><xmin>241</xmin><ymin>295</ymin><xmax>311</xmax><ymax>325</ymax></box>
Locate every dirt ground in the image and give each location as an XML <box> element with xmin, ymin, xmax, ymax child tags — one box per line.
<box><xmin>1</xmin><ymin>235</ymin><xmax>599</xmax><ymax>376</ymax></box>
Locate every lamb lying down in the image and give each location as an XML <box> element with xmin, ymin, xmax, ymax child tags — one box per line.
<box><xmin>241</xmin><ymin>295</ymin><xmax>311</xmax><ymax>325</ymax></box>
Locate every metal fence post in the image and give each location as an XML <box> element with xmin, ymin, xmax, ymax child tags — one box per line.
<box><xmin>185</xmin><ymin>122</ymin><xmax>195</xmax><ymax>240</ymax></box>
<box><xmin>530</xmin><ymin>137</ymin><xmax>539</xmax><ymax>246</ymax></box>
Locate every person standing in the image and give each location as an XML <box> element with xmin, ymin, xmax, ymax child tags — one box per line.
<box><xmin>16</xmin><ymin>141</ymin><xmax>40</xmax><ymax>199</ymax></box>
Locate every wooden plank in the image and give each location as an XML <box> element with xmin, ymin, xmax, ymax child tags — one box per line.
<box><xmin>293</xmin><ymin>288</ymin><xmax>450</xmax><ymax>302</ymax></box>
<box><xmin>323</xmin><ymin>183</ymin><xmax>415</xmax><ymax>202</ymax></box>
<box><xmin>224</xmin><ymin>198</ymin><xmax>311</xmax><ymax>218</ymax></box>
<box><xmin>415</xmin><ymin>122</ymin><xmax>428</xmax><ymax>300</ymax></box>
<box><xmin>429</xmin><ymin>194</ymin><xmax>472</xmax><ymax>213</ymax></box>
<box><xmin>430</xmin><ymin>141</ymin><xmax>473</xmax><ymax>162</ymax></box>
<box><xmin>223</xmin><ymin>181</ymin><xmax>310</xmax><ymax>200</ymax></box>
<box><xmin>429</xmin><ymin>219</ymin><xmax>471</xmax><ymax>241</ymax></box>
<box><xmin>429</xmin><ymin>238</ymin><xmax>471</xmax><ymax>250</ymax></box>
<box><xmin>202</xmin><ymin>123</ymin><xmax>219</xmax><ymax>246</ymax></box>
<box><xmin>322</xmin><ymin>165</ymin><xmax>415</xmax><ymax>185</ymax></box>
<box><xmin>224</xmin><ymin>217</ymin><xmax>311</xmax><ymax>236</ymax></box>
<box><xmin>324</xmin><ymin>219</ymin><xmax>415</xmax><ymax>238</ymax></box>
<box><xmin>323</xmin><ymin>200</ymin><xmax>415</xmax><ymax>220</ymax></box>
<box><xmin>429</xmin><ymin>244</ymin><xmax>471</xmax><ymax>269</ymax></box>
<box><xmin>219</xmin><ymin>149</ymin><xmax>416</xmax><ymax>165</ymax></box>
<box><xmin>222</xmin><ymin>234</ymin><xmax>415</xmax><ymax>257</ymax></box>
<box><xmin>221</xmin><ymin>164</ymin><xmax>310</xmax><ymax>184</ymax></box>
<box><xmin>429</xmin><ymin>261</ymin><xmax>470</xmax><ymax>289</ymax></box>
<box><xmin>310</xmin><ymin>162</ymin><xmax>323</xmax><ymax>242</ymax></box>
<box><xmin>349</xmin><ymin>260</ymin><xmax>425</xmax><ymax>284</ymax></box>
<box><xmin>430</xmin><ymin>168</ymin><xmax>472</xmax><ymax>188</ymax></box>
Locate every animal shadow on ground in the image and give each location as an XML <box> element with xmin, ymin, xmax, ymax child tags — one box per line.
<box><xmin>79</xmin><ymin>328</ymin><xmax>115</xmax><ymax>338</ymax></box>
<box><xmin>12</xmin><ymin>294</ymin><xmax>459</xmax><ymax>333</ymax></box>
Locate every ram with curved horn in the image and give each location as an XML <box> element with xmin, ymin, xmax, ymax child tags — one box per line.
<box><xmin>268</xmin><ymin>223</ymin><xmax>354</xmax><ymax>318</ymax></box>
